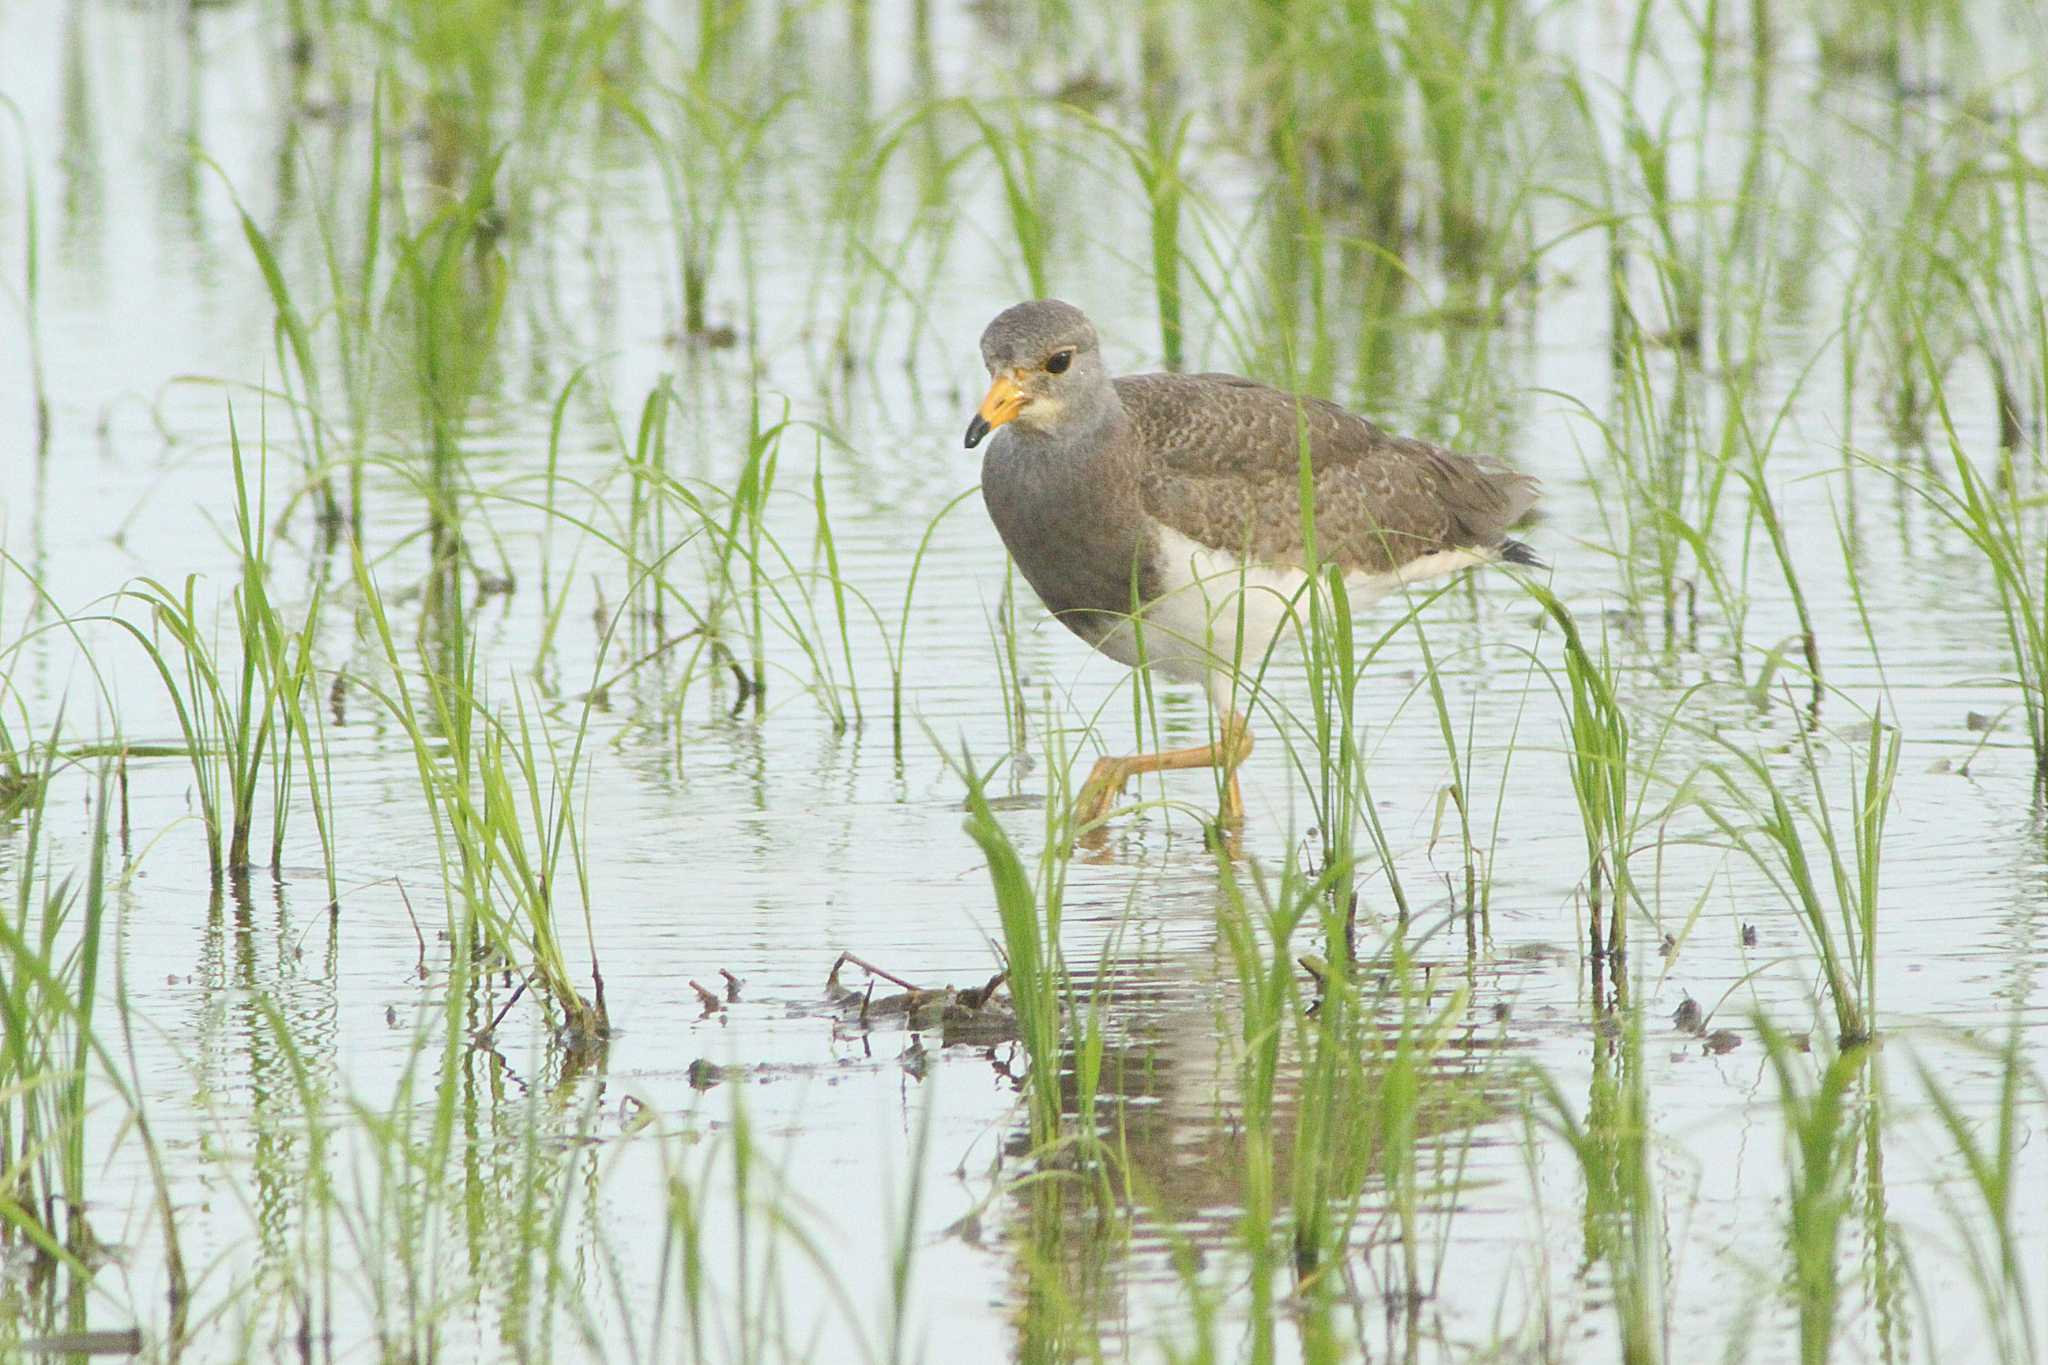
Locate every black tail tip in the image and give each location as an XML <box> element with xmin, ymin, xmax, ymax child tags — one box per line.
<box><xmin>1500</xmin><ymin>538</ymin><xmax>1545</xmax><ymax>570</ymax></box>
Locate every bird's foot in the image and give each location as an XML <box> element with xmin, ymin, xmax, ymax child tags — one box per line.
<box><xmin>1222</xmin><ymin>769</ymin><xmax>1246</xmax><ymax>826</ymax></box>
<box><xmin>1215</xmin><ymin>714</ymin><xmax>1253</xmax><ymax>826</ymax></box>
<box><xmin>1072</xmin><ymin>755</ymin><xmax>1134</xmax><ymax>831</ymax></box>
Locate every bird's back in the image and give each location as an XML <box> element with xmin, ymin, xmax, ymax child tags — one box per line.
<box><xmin>1116</xmin><ymin>372</ymin><xmax>1538</xmax><ymax>577</ymax></box>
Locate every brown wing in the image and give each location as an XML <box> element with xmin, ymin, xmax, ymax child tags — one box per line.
<box><xmin>1118</xmin><ymin>372</ymin><xmax>1539</xmax><ymax>575</ymax></box>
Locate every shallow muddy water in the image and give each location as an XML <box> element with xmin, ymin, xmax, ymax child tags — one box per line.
<box><xmin>1</xmin><ymin>1</ymin><xmax>2045</xmax><ymax>1361</ymax></box>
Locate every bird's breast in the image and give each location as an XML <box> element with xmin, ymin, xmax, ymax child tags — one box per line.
<box><xmin>980</xmin><ymin>439</ymin><xmax>1159</xmax><ymax>646</ymax></box>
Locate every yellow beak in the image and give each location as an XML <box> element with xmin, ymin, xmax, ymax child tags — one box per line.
<box><xmin>964</xmin><ymin>372</ymin><xmax>1026</xmax><ymax>449</ymax></box>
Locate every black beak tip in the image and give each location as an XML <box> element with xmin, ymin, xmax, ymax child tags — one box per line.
<box><xmin>964</xmin><ymin>415</ymin><xmax>990</xmax><ymax>449</ymax></box>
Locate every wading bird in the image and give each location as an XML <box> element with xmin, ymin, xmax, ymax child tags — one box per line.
<box><xmin>965</xmin><ymin>299</ymin><xmax>1540</xmax><ymax>829</ymax></box>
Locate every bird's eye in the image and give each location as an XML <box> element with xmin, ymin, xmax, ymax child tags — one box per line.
<box><xmin>1045</xmin><ymin>349</ymin><xmax>1074</xmax><ymax>374</ymax></box>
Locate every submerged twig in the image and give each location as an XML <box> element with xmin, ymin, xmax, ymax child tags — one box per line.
<box><xmin>473</xmin><ymin>977</ymin><xmax>530</xmax><ymax>1046</ymax></box>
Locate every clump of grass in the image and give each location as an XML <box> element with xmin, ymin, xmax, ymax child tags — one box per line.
<box><xmin>645</xmin><ymin>401</ymin><xmax>891</xmax><ymax>731</ymax></box>
<box><xmin>1531</xmin><ymin>1001</ymin><xmax>1665</xmax><ymax>1365</ymax></box>
<box><xmin>0</xmin><ymin>95</ymin><xmax>49</xmax><ymax>456</ymax></box>
<box><xmin>1900</xmin><ymin>370</ymin><xmax>2048</xmax><ymax>782</ymax></box>
<box><xmin>888</xmin><ymin>491</ymin><xmax>982</xmax><ymax>748</ymax></box>
<box><xmin>1700</xmin><ymin>707</ymin><xmax>1897</xmax><ymax>1049</ymax></box>
<box><xmin>959</xmin><ymin>742</ymin><xmax>1071</xmax><ymax>1151</ymax></box>
<box><xmin>966</xmin><ymin>102</ymin><xmax>1055</xmax><ymax>300</ymax></box>
<box><xmin>0</xmin><ymin>658</ymin><xmax>44</xmax><ymax>822</ymax></box>
<box><xmin>1528</xmin><ymin>587</ymin><xmax>1637</xmax><ymax>986</ymax></box>
<box><xmin>1761</xmin><ymin>1020</ymin><xmax>1867</xmax><ymax>1365</ymax></box>
<box><xmin>110</xmin><ymin>417</ymin><xmax>334</xmax><ymax>887</ymax></box>
<box><xmin>350</xmin><ymin>548</ymin><xmax>607</xmax><ymax>1047</ymax></box>
<box><xmin>1207</xmin><ymin>841</ymin><xmax>1495</xmax><ymax>1349</ymax></box>
<box><xmin>209</xmin><ymin>159</ymin><xmax>341</xmax><ymax>533</ymax></box>
<box><xmin>1064</xmin><ymin>60</ymin><xmax>1195</xmax><ymax>369</ymax></box>
<box><xmin>608</xmin><ymin>67</ymin><xmax>788</xmax><ymax>343</ymax></box>
<box><xmin>1915</xmin><ymin>1025</ymin><xmax>2043</xmax><ymax>1365</ymax></box>
<box><xmin>391</xmin><ymin>160</ymin><xmax>513</xmax><ymax>580</ymax></box>
<box><xmin>0</xmin><ymin>750</ymin><xmax>105</xmax><ymax>1268</ymax></box>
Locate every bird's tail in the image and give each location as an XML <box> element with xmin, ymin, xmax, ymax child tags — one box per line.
<box><xmin>1499</xmin><ymin>538</ymin><xmax>1545</xmax><ymax>570</ymax></box>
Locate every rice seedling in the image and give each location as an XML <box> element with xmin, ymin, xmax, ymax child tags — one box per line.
<box><xmin>0</xmin><ymin>751</ymin><xmax>104</xmax><ymax>1268</ymax></box>
<box><xmin>958</xmin><ymin>742</ymin><xmax>1070</xmax><ymax>1151</ymax></box>
<box><xmin>390</xmin><ymin>162</ymin><xmax>512</xmax><ymax>579</ymax></box>
<box><xmin>371</xmin><ymin>0</ymin><xmax>626</xmax><ymax>210</ymax></box>
<box><xmin>1531</xmin><ymin>998</ymin><xmax>1665</xmax><ymax>1365</ymax></box>
<box><xmin>227</xmin><ymin>432</ymin><xmax>339</xmax><ymax>901</ymax></box>
<box><xmin>1062</xmin><ymin>39</ymin><xmax>1196</xmax><ymax>370</ymax></box>
<box><xmin>710</xmin><ymin>398</ymin><xmax>781</xmax><ymax>711</ymax></box>
<box><xmin>817</xmin><ymin>100</ymin><xmax>962</xmax><ymax>386</ymax></box>
<box><xmin>1914</xmin><ymin>1025</ymin><xmax>2043</xmax><ymax>1365</ymax></box>
<box><xmin>209</xmin><ymin>163</ymin><xmax>341</xmax><ymax>534</ymax></box>
<box><xmin>1407</xmin><ymin>606</ymin><xmax>1499</xmax><ymax>933</ymax></box>
<box><xmin>298</xmin><ymin>71</ymin><xmax>391</xmax><ymax>540</ymax></box>
<box><xmin>648</xmin><ymin>402</ymin><xmax>884</xmax><ymax>730</ymax></box>
<box><xmin>0</xmin><ymin>94</ymin><xmax>48</xmax><ymax>457</ymax></box>
<box><xmin>607</xmin><ymin>66</ymin><xmax>790</xmax><ymax>345</ymax></box>
<box><xmin>1395</xmin><ymin>0</ymin><xmax>1523</xmax><ymax>268</ymax></box>
<box><xmin>1207</xmin><ymin>852</ymin><xmax>1301</xmax><ymax>1363</ymax></box>
<box><xmin>1898</xmin><ymin>368</ymin><xmax>2048</xmax><ymax>782</ymax></box>
<box><xmin>1527</xmin><ymin>586</ymin><xmax>1638</xmax><ymax>986</ymax></box>
<box><xmin>1204</xmin><ymin>829</ymin><xmax>1500</xmax><ymax>1363</ymax></box>
<box><xmin>966</xmin><ymin>103</ymin><xmax>1055</xmax><ymax>302</ymax></box>
<box><xmin>809</xmin><ymin>440</ymin><xmax>866</xmax><ymax>731</ymax></box>
<box><xmin>639</xmin><ymin>1083</ymin><xmax>927</xmax><ymax>1365</ymax></box>
<box><xmin>888</xmin><ymin>490</ymin><xmax>982</xmax><ymax>747</ymax></box>
<box><xmin>102</xmin><ymin>419</ymin><xmax>334</xmax><ymax>886</ymax></box>
<box><xmin>0</xmin><ymin>606</ymin><xmax>46</xmax><ymax>822</ymax></box>
<box><xmin>1699</xmin><ymin>707</ymin><xmax>1897</xmax><ymax>1049</ymax></box>
<box><xmin>348</xmin><ymin>547</ymin><xmax>607</xmax><ymax>1046</ymax></box>
<box><xmin>985</xmin><ymin>560</ymin><xmax>1032</xmax><ymax>763</ymax></box>
<box><xmin>5</xmin><ymin>0</ymin><xmax>2048</xmax><ymax>1359</ymax></box>
<box><xmin>212</xmin><ymin>964</ymin><xmax>620</xmax><ymax>1358</ymax></box>
<box><xmin>1760</xmin><ymin>1020</ymin><xmax>1867</xmax><ymax>1365</ymax></box>
<box><xmin>1853</xmin><ymin>1064</ymin><xmax>1910</xmax><ymax>1365</ymax></box>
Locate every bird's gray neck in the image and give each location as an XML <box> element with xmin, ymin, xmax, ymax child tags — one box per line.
<box><xmin>1009</xmin><ymin>382</ymin><xmax>1128</xmax><ymax>468</ymax></box>
<box><xmin>978</xmin><ymin>380</ymin><xmax>1156</xmax><ymax>638</ymax></box>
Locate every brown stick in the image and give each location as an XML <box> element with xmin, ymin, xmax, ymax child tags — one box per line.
<box><xmin>830</xmin><ymin>952</ymin><xmax>923</xmax><ymax>993</ymax></box>
<box><xmin>476</xmin><ymin>976</ymin><xmax>530</xmax><ymax>1044</ymax></box>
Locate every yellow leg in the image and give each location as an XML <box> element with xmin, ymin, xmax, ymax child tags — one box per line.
<box><xmin>1072</xmin><ymin>712</ymin><xmax>1255</xmax><ymax>829</ymax></box>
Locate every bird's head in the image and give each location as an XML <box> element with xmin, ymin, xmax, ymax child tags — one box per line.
<box><xmin>965</xmin><ymin>299</ymin><xmax>1111</xmax><ymax>449</ymax></box>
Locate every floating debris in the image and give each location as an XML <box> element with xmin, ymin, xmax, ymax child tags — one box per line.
<box><xmin>1703</xmin><ymin>1029</ymin><xmax>1743</xmax><ymax>1055</ymax></box>
<box><xmin>1672</xmin><ymin>998</ymin><xmax>1704</xmax><ymax>1035</ymax></box>
<box><xmin>17</xmin><ymin>1329</ymin><xmax>143</xmax><ymax>1357</ymax></box>
<box><xmin>826</xmin><ymin>952</ymin><xmax>1018</xmax><ymax>1045</ymax></box>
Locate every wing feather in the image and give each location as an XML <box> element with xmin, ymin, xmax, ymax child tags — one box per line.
<box><xmin>1119</xmin><ymin>373</ymin><xmax>1539</xmax><ymax>576</ymax></box>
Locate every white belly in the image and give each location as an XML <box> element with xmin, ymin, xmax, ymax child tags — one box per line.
<box><xmin>1090</xmin><ymin>526</ymin><xmax>1489</xmax><ymax>711</ymax></box>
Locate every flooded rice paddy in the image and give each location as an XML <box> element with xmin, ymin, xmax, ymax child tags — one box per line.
<box><xmin>1</xmin><ymin>0</ymin><xmax>2045</xmax><ymax>1360</ymax></box>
